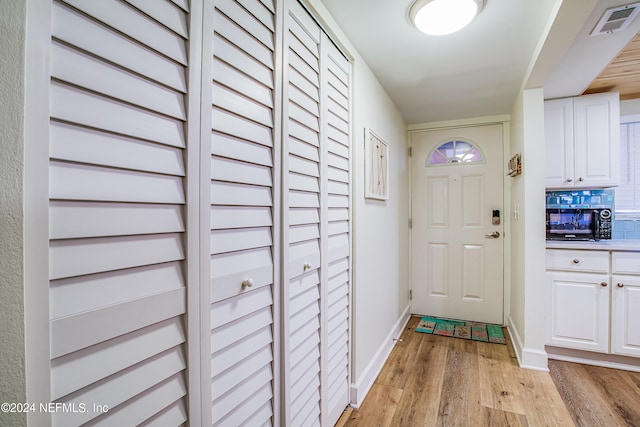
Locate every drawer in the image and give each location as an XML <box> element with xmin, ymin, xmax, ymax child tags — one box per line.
<box><xmin>612</xmin><ymin>251</ymin><xmax>640</xmax><ymax>275</ymax></box>
<box><xmin>546</xmin><ymin>249</ymin><xmax>610</xmax><ymax>273</ymax></box>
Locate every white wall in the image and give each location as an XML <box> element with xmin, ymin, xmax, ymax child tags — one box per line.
<box><xmin>0</xmin><ymin>1</ymin><xmax>27</xmax><ymax>426</ymax></box>
<box><xmin>508</xmin><ymin>88</ymin><xmax>548</xmax><ymax>370</ymax></box>
<box><xmin>350</xmin><ymin>62</ymin><xmax>410</xmax><ymax>400</ymax></box>
<box><xmin>304</xmin><ymin>0</ymin><xmax>410</xmax><ymax>406</ymax></box>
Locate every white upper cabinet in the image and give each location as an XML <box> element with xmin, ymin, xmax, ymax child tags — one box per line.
<box><xmin>545</xmin><ymin>92</ymin><xmax>620</xmax><ymax>189</ymax></box>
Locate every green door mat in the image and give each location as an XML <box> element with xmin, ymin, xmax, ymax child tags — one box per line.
<box><xmin>416</xmin><ymin>316</ymin><xmax>506</xmax><ymax>344</ymax></box>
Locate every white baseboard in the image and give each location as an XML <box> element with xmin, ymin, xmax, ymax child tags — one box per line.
<box><xmin>547</xmin><ymin>346</ymin><xmax>640</xmax><ymax>373</ymax></box>
<box><xmin>520</xmin><ymin>348</ymin><xmax>549</xmax><ymax>371</ymax></box>
<box><xmin>349</xmin><ymin>305</ymin><xmax>410</xmax><ymax>408</ymax></box>
<box><xmin>506</xmin><ymin>316</ymin><xmax>549</xmax><ymax>371</ymax></box>
<box><xmin>506</xmin><ymin>315</ymin><xmax>524</xmax><ymax>366</ymax></box>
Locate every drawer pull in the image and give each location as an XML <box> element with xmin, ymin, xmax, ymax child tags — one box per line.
<box><xmin>601</xmin><ymin>282</ymin><xmax>608</xmax><ymax>287</ymax></box>
<box><xmin>572</xmin><ymin>259</ymin><xmax>580</xmax><ymax>264</ymax></box>
<box><xmin>303</xmin><ymin>262</ymin><xmax>312</xmax><ymax>272</ymax></box>
<box><xmin>241</xmin><ymin>278</ymin><xmax>254</xmax><ymax>290</ymax></box>
<box><xmin>617</xmin><ymin>283</ymin><xmax>625</xmax><ymax>288</ymax></box>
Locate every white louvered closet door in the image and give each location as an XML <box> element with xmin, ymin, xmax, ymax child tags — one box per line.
<box><xmin>283</xmin><ymin>1</ymin><xmax>351</xmax><ymax>426</ymax></box>
<box><xmin>322</xmin><ymin>41</ymin><xmax>351</xmax><ymax>427</ymax></box>
<box><xmin>284</xmin><ymin>1</ymin><xmax>323</xmax><ymax>425</ymax></box>
<box><xmin>48</xmin><ymin>0</ymin><xmax>194</xmax><ymax>425</ymax></box>
<box><xmin>209</xmin><ymin>0</ymin><xmax>280</xmax><ymax>426</ymax></box>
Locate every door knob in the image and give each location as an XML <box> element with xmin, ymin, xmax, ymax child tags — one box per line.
<box><xmin>303</xmin><ymin>262</ymin><xmax>312</xmax><ymax>271</ymax></box>
<box><xmin>241</xmin><ymin>278</ymin><xmax>254</xmax><ymax>290</ymax></box>
<box><xmin>484</xmin><ymin>231</ymin><xmax>500</xmax><ymax>239</ymax></box>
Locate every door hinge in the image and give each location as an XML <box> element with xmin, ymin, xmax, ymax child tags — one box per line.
<box><xmin>409</xmin><ymin>218</ymin><xmax>412</xmax><ymax>229</ymax></box>
<box><xmin>409</xmin><ymin>289</ymin><xmax>412</xmax><ymax>300</ymax></box>
<box><xmin>408</xmin><ymin>147</ymin><xmax>412</xmax><ymax>157</ymax></box>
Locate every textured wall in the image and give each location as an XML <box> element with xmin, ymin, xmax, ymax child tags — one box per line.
<box><xmin>0</xmin><ymin>1</ymin><xmax>27</xmax><ymax>426</ymax></box>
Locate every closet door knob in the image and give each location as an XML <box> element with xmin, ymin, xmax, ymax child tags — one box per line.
<box><xmin>241</xmin><ymin>278</ymin><xmax>254</xmax><ymax>290</ymax></box>
<box><xmin>303</xmin><ymin>262</ymin><xmax>312</xmax><ymax>271</ymax></box>
<box><xmin>617</xmin><ymin>283</ymin><xmax>625</xmax><ymax>288</ymax></box>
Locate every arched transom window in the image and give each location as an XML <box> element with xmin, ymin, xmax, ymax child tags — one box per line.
<box><xmin>427</xmin><ymin>139</ymin><xmax>484</xmax><ymax>165</ymax></box>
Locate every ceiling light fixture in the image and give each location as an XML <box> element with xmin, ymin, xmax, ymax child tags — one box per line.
<box><xmin>409</xmin><ymin>0</ymin><xmax>485</xmax><ymax>36</ymax></box>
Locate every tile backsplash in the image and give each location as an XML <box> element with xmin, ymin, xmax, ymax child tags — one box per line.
<box><xmin>613</xmin><ymin>219</ymin><xmax>640</xmax><ymax>240</ymax></box>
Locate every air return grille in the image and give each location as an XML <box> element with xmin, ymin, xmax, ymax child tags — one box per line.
<box><xmin>591</xmin><ymin>2</ymin><xmax>640</xmax><ymax>36</ymax></box>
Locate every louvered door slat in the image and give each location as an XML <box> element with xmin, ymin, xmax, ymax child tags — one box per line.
<box><xmin>50</xmin><ymin>262</ymin><xmax>184</xmax><ymax>319</ymax></box>
<box><xmin>52</xmin><ymin>347</ymin><xmax>186</xmax><ymax>426</ymax></box>
<box><xmin>51</xmin><ymin>84</ymin><xmax>185</xmax><ymax>148</ymax></box>
<box><xmin>214</xmin><ymin>11</ymin><xmax>273</xmax><ymax>69</ymax></box>
<box><xmin>216</xmin><ymin>0</ymin><xmax>273</xmax><ymax>50</ymax></box>
<box><xmin>52</xmin><ymin>2</ymin><xmax>187</xmax><ymax>92</ymax></box>
<box><xmin>214</xmin><ymin>58</ymin><xmax>274</xmax><ymax>107</ymax></box>
<box><xmin>125</xmin><ymin>0</ymin><xmax>189</xmax><ymax>38</ymax></box>
<box><xmin>49</xmin><ymin>234</ymin><xmax>184</xmax><ymax>280</ymax></box>
<box><xmin>214</xmin><ymin>36</ymin><xmax>274</xmax><ymax>89</ymax></box>
<box><xmin>237</xmin><ymin>0</ymin><xmax>274</xmax><ymax>30</ymax></box>
<box><xmin>94</xmin><ymin>375</ymin><xmax>187</xmax><ymax>427</ymax></box>
<box><xmin>50</xmin><ymin>123</ymin><xmax>185</xmax><ymax>177</ymax></box>
<box><xmin>139</xmin><ymin>400</ymin><xmax>188</xmax><ymax>427</ymax></box>
<box><xmin>50</xmin><ymin>202</ymin><xmax>184</xmax><ymax>239</ymax></box>
<box><xmin>50</xmin><ymin>162</ymin><xmax>185</xmax><ymax>204</ymax></box>
<box><xmin>88</xmin><ymin>374</ymin><xmax>187</xmax><ymax>427</ymax></box>
<box><xmin>48</xmin><ymin>1</ymin><xmax>191</xmax><ymax>424</ymax></box>
<box><xmin>51</xmin><ymin>317</ymin><xmax>185</xmax><ymax>400</ymax></box>
<box><xmin>62</xmin><ymin>0</ymin><xmax>188</xmax><ymax>64</ymax></box>
<box><xmin>51</xmin><ymin>42</ymin><xmax>186</xmax><ymax>120</ymax></box>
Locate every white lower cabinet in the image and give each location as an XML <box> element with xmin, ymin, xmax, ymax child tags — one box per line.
<box><xmin>546</xmin><ymin>249</ymin><xmax>640</xmax><ymax>360</ymax></box>
<box><xmin>546</xmin><ymin>269</ymin><xmax>610</xmax><ymax>353</ymax></box>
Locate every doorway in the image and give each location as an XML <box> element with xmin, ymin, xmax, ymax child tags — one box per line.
<box><xmin>411</xmin><ymin>124</ymin><xmax>504</xmax><ymax>324</ymax></box>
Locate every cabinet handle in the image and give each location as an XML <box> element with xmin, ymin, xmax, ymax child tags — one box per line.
<box><xmin>578</xmin><ymin>177</ymin><xmax>584</xmax><ymax>182</ymax></box>
<box><xmin>241</xmin><ymin>278</ymin><xmax>254</xmax><ymax>290</ymax></box>
<box><xmin>601</xmin><ymin>282</ymin><xmax>608</xmax><ymax>287</ymax></box>
<box><xmin>617</xmin><ymin>283</ymin><xmax>625</xmax><ymax>288</ymax></box>
<box><xmin>303</xmin><ymin>262</ymin><xmax>312</xmax><ymax>271</ymax></box>
<box><xmin>572</xmin><ymin>259</ymin><xmax>580</xmax><ymax>264</ymax></box>
<box><xmin>566</xmin><ymin>178</ymin><xmax>573</xmax><ymax>183</ymax></box>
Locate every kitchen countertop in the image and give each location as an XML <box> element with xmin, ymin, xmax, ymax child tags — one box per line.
<box><xmin>546</xmin><ymin>240</ymin><xmax>640</xmax><ymax>251</ymax></box>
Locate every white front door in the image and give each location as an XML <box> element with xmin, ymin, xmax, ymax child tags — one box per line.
<box><xmin>411</xmin><ymin>124</ymin><xmax>504</xmax><ymax>324</ymax></box>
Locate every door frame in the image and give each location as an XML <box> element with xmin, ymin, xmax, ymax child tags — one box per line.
<box><xmin>408</xmin><ymin>116</ymin><xmax>511</xmax><ymax>326</ymax></box>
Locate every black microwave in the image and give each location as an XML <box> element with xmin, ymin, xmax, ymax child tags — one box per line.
<box><xmin>546</xmin><ymin>208</ymin><xmax>612</xmax><ymax>241</ymax></box>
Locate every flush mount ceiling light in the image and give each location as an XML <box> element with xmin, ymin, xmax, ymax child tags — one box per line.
<box><xmin>409</xmin><ymin>0</ymin><xmax>485</xmax><ymax>36</ymax></box>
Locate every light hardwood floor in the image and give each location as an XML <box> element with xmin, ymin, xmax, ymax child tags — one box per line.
<box><xmin>336</xmin><ymin>316</ymin><xmax>640</xmax><ymax>427</ymax></box>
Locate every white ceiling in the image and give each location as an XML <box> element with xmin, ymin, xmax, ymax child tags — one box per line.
<box><xmin>318</xmin><ymin>0</ymin><xmax>640</xmax><ymax>125</ymax></box>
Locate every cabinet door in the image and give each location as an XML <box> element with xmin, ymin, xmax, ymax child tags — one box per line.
<box><xmin>573</xmin><ymin>92</ymin><xmax>620</xmax><ymax>188</ymax></box>
<box><xmin>544</xmin><ymin>98</ymin><xmax>574</xmax><ymax>187</ymax></box>
<box><xmin>546</xmin><ymin>271</ymin><xmax>610</xmax><ymax>352</ymax></box>
<box><xmin>612</xmin><ymin>275</ymin><xmax>640</xmax><ymax>357</ymax></box>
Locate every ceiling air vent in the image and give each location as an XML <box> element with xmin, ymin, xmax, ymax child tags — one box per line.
<box><xmin>591</xmin><ymin>2</ymin><xmax>640</xmax><ymax>36</ymax></box>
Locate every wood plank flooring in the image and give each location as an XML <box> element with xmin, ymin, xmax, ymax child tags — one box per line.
<box><xmin>335</xmin><ymin>316</ymin><xmax>639</xmax><ymax>427</ymax></box>
<box><xmin>549</xmin><ymin>359</ymin><xmax>640</xmax><ymax>426</ymax></box>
